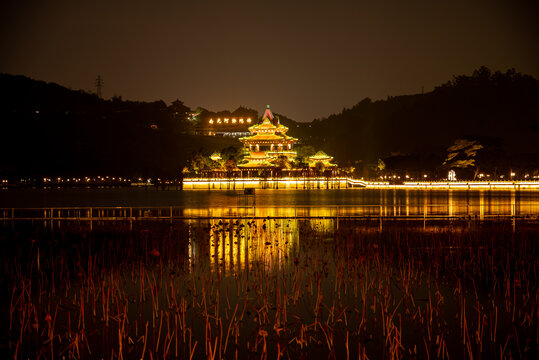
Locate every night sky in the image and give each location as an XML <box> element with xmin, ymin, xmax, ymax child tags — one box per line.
<box><xmin>1</xmin><ymin>0</ymin><xmax>537</xmax><ymax>121</ymax></box>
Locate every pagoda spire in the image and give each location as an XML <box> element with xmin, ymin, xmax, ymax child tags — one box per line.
<box><xmin>262</xmin><ymin>105</ymin><xmax>274</xmax><ymax>123</ymax></box>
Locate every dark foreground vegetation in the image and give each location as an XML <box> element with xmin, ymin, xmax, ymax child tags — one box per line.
<box><xmin>1</xmin><ymin>220</ymin><xmax>537</xmax><ymax>359</ymax></box>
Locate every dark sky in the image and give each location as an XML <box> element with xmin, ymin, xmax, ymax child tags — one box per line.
<box><xmin>1</xmin><ymin>0</ymin><xmax>537</xmax><ymax>121</ymax></box>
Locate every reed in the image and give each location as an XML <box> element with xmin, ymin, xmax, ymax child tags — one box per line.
<box><xmin>1</xmin><ymin>219</ymin><xmax>537</xmax><ymax>359</ymax></box>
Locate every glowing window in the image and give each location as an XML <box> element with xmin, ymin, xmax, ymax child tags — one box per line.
<box><xmin>217</xmin><ymin>118</ymin><xmax>221</xmax><ymax>124</ymax></box>
<box><xmin>239</xmin><ymin>118</ymin><xmax>244</xmax><ymax>123</ymax></box>
<box><xmin>247</xmin><ymin>118</ymin><xmax>252</xmax><ymax>123</ymax></box>
<box><xmin>232</xmin><ymin>118</ymin><xmax>236</xmax><ymax>123</ymax></box>
<box><xmin>209</xmin><ymin>119</ymin><xmax>214</xmax><ymax>124</ymax></box>
<box><xmin>224</xmin><ymin>118</ymin><xmax>229</xmax><ymax>123</ymax></box>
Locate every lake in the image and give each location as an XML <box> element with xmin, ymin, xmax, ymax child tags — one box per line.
<box><xmin>1</xmin><ymin>187</ymin><xmax>538</xmax><ymax>218</ymax></box>
<box><xmin>2</xmin><ymin>187</ymin><xmax>538</xmax><ymax>359</ymax></box>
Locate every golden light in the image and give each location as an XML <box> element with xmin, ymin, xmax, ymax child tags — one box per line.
<box><xmin>209</xmin><ymin>119</ymin><xmax>214</xmax><ymax>124</ymax></box>
<box><xmin>224</xmin><ymin>118</ymin><xmax>229</xmax><ymax>123</ymax></box>
<box><xmin>217</xmin><ymin>118</ymin><xmax>221</xmax><ymax>124</ymax></box>
<box><xmin>232</xmin><ymin>118</ymin><xmax>237</xmax><ymax>123</ymax></box>
<box><xmin>239</xmin><ymin>118</ymin><xmax>244</xmax><ymax>123</ymax></box>
<box><xmin>247</xmin><ymin>118</ymin><xmax>252</xmax><ymax>123</ymax></box>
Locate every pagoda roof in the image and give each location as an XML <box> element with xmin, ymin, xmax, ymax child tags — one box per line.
<box><xmin>245</xmin><ymin>151</ymin><xmax>267</xmax><ymax>159</ymax></box>
<box><xmin>210</xmin><ymin>152</ymin><xmax>222</xmax><ymax>161</ymax></box>
<box><xmin>248</xmin><ymin>120</ymin><xmax>290</xmax><ymax>135</ymax></box>
<box><xmin>240</xmin><ymin>133</ymin><xmax>297</xmax><ymax>142</ymax></box>
<box><xmin>266</xmin><ymin>150</ymin><xmax>297</xmax><ymax>157</ymax></box>
<box><xmin>248</xmin><ymin>118</ymin><xmax>276</xmax><ymax>132</ymax></box>
<box><xmin>309</xmin><ymin>150</ymin><xmax>333</xmax><ymax>161</ymax></box>
<box><xmin>275</xmin><ymin>123</ymin><xmax>289</xmax><ymax>134</ymax></box>
<box><xmin>238</xmin><ymin>160</ymin><xmax>276</xmax><ymax>168</ymax></box>
<box><xmin>262</xmin><ymin>105</ymin><xmax>274</xmax><ymax>122</ymax></box>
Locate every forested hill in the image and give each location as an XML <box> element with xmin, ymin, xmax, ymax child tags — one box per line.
<box><xmin>0</xmin><ymin>74</ymin><xmax>237</xmax><ymax>177</ymax></box>
<box><xmin>300</xmin><ymin>67</ymin><xmax>539</xmax><ymax>166</ymax></box>
<box><xmin>1</xmin><ymin>68</ymin><xmax>537</xmax><ymax>178</ymax></box>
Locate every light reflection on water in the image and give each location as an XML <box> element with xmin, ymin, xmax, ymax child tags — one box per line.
<box><xmin>4</xmin><ymin>212</ymin><xmax>538</xmax><ymax>359</ymax></box>
<box><xmin>1</xmin><ymin>188</ymin><xmax>539</xmax><ymax>217</ymax></box>
<box><xmin>192</xmin><ymin>218</ymin><xmax>300</xmax><ymax>276</ymax></box>
<box><xmin>181</xmin><ymin>189</ymin><xmax>539</xmax><ymax>218</ymax></box>
<box><xmin>186</xmin><ymin>215</ymin><xmax>492</xmax><ymax>276</ymax></box>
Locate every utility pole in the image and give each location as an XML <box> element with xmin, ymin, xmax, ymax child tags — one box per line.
<box><xmin>95</xmin><ymin>75</ymin><xmax>104</xmax><ymax>98</ymax></box>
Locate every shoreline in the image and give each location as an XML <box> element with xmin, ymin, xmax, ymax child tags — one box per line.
<box><xmin>183</xmin><ymin>177</ymin><xmax>539</xmax><ymax>190</ymax></box>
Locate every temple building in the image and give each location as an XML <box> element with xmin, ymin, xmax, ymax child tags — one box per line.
<box><xmin>238</xmin><ymin>105</ymin><xmax>298</xmax><ymax>168</ymax></box>
<box><xmin>195</xmin><ymin>117</ymin><xmax>252</xmax><ymax>137</ymax></box>
<box><xmin>193</xmin><ymin>107</ymin><xmax>257</xmax><ymax>137</ymax></box>
<box><xmin>308</xmin><ymin>151</ymin><xmax>337</xmax><ymax>168</ymax></box>
<box><xmin>199</xmin><ymin>105</ymin><xmax>337</xmax><ymax>176</ymax></box>
<box><xmin>210</xmin><ymin>152</ymin><xmax>222</xmax><ymax>162</ymax></box>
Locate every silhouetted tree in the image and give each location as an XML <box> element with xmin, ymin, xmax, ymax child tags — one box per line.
<box><xmin>443</xmin><ymin>139</ymin><xmax>483</xmax><ymax>179</ymax></box>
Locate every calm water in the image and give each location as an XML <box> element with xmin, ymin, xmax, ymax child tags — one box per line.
<box><xmin>3</xmin><ymin>188</ymin><xmax>539</xmax><ymax>358</ymax></box>
<box><xmin>1</xmin><ymin>187</ymin><xmax>539</xmax><ymax>218</ymax></box>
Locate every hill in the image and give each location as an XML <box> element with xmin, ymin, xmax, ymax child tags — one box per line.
<box><xmin>300</xmin><ymin>67</ymin><xmax>539</xmax><ymax>173</ymax></box>
<box><xmin>0</xmin><ymin>74</ymin><xmax>237</xmax><ymax>178</ymax></box>
<box><xmin>1</xmin><ymin>68</ymin><xmax>537</xmax><ymax>178</ymax></box>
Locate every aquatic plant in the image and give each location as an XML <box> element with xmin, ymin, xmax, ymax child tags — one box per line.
<box><xmin>1</xmin><ymin>219</ymin><xmax>538</xmax><ymax>359</ymax></box>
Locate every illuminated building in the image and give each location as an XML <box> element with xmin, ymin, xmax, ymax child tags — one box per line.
<box><xmin>308</xmin><ymin>150</ymin><xmax>337</xmax><ymax>168</ymax></box>
<box><xmin>210</xmin><ymin>152</ymin><xmax>222</xmax><ymax>162</ymax></box>
<box><xmin>237</xmin><ymin>105</ymin><xmax>299</xmax><ymax>168</ymax></box>
<box><xmin>194</xmin><ymin>108</ymin><xmax>256</xmax><ymax>137</ymax></box>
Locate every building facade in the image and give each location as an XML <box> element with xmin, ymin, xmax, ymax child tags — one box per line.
<box><xmin>238</xmin><ymin>106</ymin><xmax>298</xmax><ymax>168</ymax></box>
<box><xmin>194</xmin><ymin>108</ymin><xmax>257</xmax><ymax>137</ymax></box>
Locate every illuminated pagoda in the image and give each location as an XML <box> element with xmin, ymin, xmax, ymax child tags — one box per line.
<box><xmin>308</xmin><ymin>151</ymin><xmax>337</xmax><ymax>168</ymax></box>
<box><xmin>238</xmin><ymin>105</ymin><xmax>298</xmax><ymax>168</ymax></box>
<box><xmin>209</xmin><ymin>152</ymin><xmax>222</xmax><ymax>162</ymax></box>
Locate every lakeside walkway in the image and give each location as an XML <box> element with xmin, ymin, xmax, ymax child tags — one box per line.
<box><xmin>183</xmin><ymin>177</ymin><xmax>539</xmax><ymax>190</ymax></box>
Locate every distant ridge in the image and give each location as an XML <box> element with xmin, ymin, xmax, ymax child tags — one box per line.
<box><xmin>0</xmin><ymin>68</ymin><xmax>537</xmax><ymax>177</ymax></box>
<box><xmin>0</xmin><ymin>73</ymin><xmax>236</xmax><ymax>177</ymax></box>
<box><xmin>294</xmin><ymin>67</ymin><xmax>539</xmax><ymax>172</ymax></box>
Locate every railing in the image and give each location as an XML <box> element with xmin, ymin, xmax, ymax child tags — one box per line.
<box><xmin>182</xmin><ymin>178</ymin><xmax>539</xmax><ymax>190</ymax></box>
<box><xmin>0</xmin><ymin>204</ymin><xmax>536</xmax><ymax>222</ymax></box>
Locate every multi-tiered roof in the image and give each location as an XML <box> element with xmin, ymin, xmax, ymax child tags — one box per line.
<box><xmin>238</xmin><ymin>105</ymin><xmax>298</xmax><ymax>168</ymax></box>
<box><xmin>308</xmin><ymin>151</ymin><xmax>337</xmax><ymax>168</ymax></box>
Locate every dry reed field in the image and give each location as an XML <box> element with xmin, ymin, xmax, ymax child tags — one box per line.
<box><xmin>1</xmin><ymin>219</ymin><xmax>538</xmax><ymax>359</ymax></box>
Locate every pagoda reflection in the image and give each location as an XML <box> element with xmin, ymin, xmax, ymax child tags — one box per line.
<box><xmin>181</xmin><ymin>189</ymin><xmax>539</xmax><ymax>223</ymax></box>
<box><xmin>206</xmin><ymin>218</ymin><xmax>298</xmax><ymax>275</ymax></box>
<box><xmin>183</xmin><ymin>189</ymin><xmax>539</xmax><ymax>274</ymax></box>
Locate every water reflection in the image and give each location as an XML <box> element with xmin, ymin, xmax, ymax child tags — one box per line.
<box><xmin>181</xmin><ymin>189</ymin><xmax>539</xmax><ymax>219</ymax></box>
<box><xmin>196</xmin><ymin>219</ymin><xmax>294</xmax><ymax>275</ymax></box>
<box><xmin>181</xmin><ymin>190</ymin><xmax>539</xmax><ymax>274</ymax></box>
<box><xmin>187</xmin><ymin>218</ymin><xmax>345</xmax><ymax>274</ymax></box>
<box><xmin>189</xmin><ymin>215</ymin><xmax>487</xmax><ymax>275</ymax></box>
